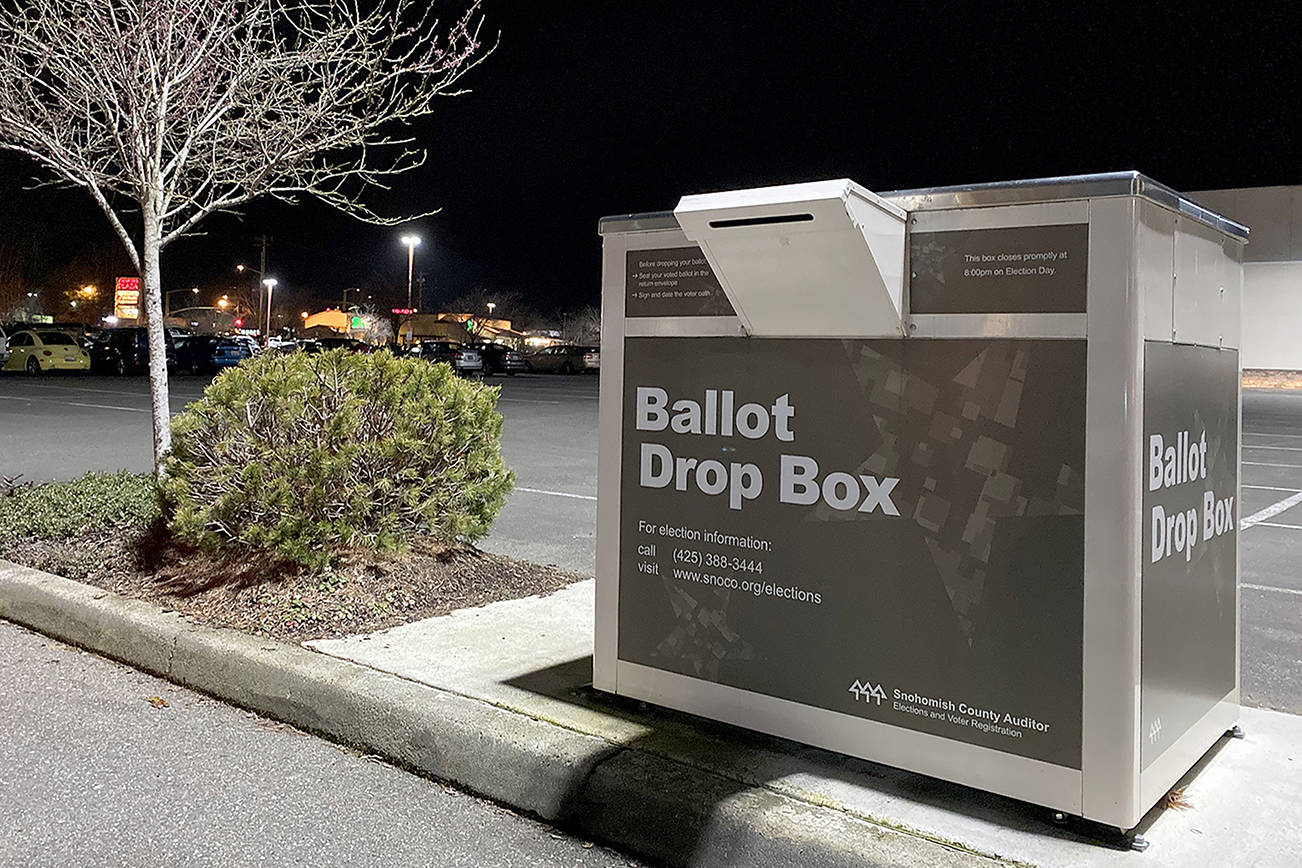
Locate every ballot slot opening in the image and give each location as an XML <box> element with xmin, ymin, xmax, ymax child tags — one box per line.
<box><xmin>708</xmin><ymin>213</ymin><xmax>815</xmax><ymax>229</ymax></box>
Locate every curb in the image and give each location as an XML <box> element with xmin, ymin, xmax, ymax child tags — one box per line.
<box><xmin>0</xmin><ymin>560</ymin><xmax>1010</xmax><ymax>868</ymax></box>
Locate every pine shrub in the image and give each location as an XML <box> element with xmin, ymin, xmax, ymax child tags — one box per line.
<box><xmin>161</xmin><ymin>349</ymin><xmax>514</xmax><ymax>568</ymax></box>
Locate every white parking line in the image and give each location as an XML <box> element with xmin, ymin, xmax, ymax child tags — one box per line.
<box><xmin>4</xmin><ymin>382</ymin><xmax>151</xmax><ymax>399</ymax></box>
<box><xmin>66</xmin><ymin>401</ymin><xmax>148</xmax><ymax>413</ymax></box>
<box><xmin>1242</xmin><ymin>490</ymin><xmax>1302</xmax><ymax>528</ymax></box>
<box><xmin>1252</xmin><ymin>521</ymin><xmax>1302</xmax><ymax>531</ymax></box>
<box><xmin>1243</xmin><ymin>461</ymin><xmax>1302</xmax><ymax>469</ymax></box>
<box><xmin>1244</xmin><ymin>484</ymin><xmax>1302</xmax><ymax>493</ymax></box>
<box><xmin>1</xmin><ymin>393</ymin><xmax>167</xmax><ymax>413</ymax></box>
<box><xmin>515</xmin><ymin>486</ymin><xmax>597</xmax><ymax>502</ymax></box>
<box><xmin>2</xmin><ymin>382</ymin><xmax>208</xmax><ymax>401</ymax></box>
<box><xmin>1243</xmin><ymin>583</ymin><xmax>1302</xmax><ymax>597</ymax></box>
<box><xmin>1245</xmin><ymin>445</ymin><xmax>1302</xmax><ymax>452</ymax></box>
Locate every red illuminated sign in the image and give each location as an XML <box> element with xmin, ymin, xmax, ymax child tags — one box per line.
<box><xmin>114</xmin><ymin>276</ymin><xmax>141</xmax><ymax>321</ymax></box>
<box><xmin>391</xmin><ymin>308</ymin><xmax>415</xmax><ymax>315</ymax></box>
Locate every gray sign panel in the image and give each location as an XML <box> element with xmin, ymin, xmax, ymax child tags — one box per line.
<box><xmin>619</xmin><ymin>336</ymin><xmax>1087</xmax><ymax>768</ymax></box>
<box><xmin>1140</xmin><ymin>342</ymin><xmax>1238</xmax><ymax>768</ymax></box>
<box><xmin>910</xmin><ymin>224</ymin><xmax>1089</xmax><ymax>314</ymax></box>
<box><xmin>625</xmin><ymin>247</ymin><xmax>737</xmax><ymax>317</ymax></box>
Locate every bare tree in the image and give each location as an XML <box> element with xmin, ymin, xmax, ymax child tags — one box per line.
<box><xmin>444</xmin><ymin>288</ymin><xmax>537</xmax><ymax>340</ymax></box>
<box><xmin>0</xmin><ymin>239</ymin><xmax>26</xmax><ymax>318</ymax></box>
<box><xmin>0</xmin><ymin>0</ymin><xmax>489</xmax><ymax>475</ymax></box>
<box><xmin>561</xmin><ymin>305</ymin><xmax>602</xmax><ymax>345</ymax></box>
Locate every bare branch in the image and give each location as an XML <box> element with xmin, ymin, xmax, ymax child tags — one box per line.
<box><xmin>0</xmin><ymin>0</ymin><xmax>491</xmax><ymax>251</ymax></box>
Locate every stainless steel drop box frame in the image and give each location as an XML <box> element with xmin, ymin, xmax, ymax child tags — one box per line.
<box><xmin>594</xmin><ymin>172</ymin><xmax>1246</xmax><ymax>832</ymax></box>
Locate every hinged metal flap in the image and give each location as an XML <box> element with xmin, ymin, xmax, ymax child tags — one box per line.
<box><xmin>674</xmin><ymin>179</ymin><xmax>908</xmax><ymax>338</ymax></box>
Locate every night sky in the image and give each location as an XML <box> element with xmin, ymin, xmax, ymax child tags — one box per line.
<box><xmin>1</xmin><ymin>1</ymin><xmax>1300</xmax><ymax>317</ymax></box>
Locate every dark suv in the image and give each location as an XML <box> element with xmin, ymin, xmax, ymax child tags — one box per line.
<box><xmin>473</xmin><ymin>342</ymin><xmax>527</xmax><ymax>376</ymax></box>
<box><xmin>89</xmin><ymin>327</ymin><xmax>176</xmax><ymax>375</ymax></box>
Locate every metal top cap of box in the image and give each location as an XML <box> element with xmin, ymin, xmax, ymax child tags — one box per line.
<box><xmin>882</xmin><ymin>171</ymin><xmax>1249</xmax><ymax>241</ymax></box>
<box><xmin>597</xmin><ymin>172</ymin><xmax>1248</xmax><ymax>241</ymax></box>
<box><xmin>672</xmin><ymin>178</ymin><xmax>909</xmax><ymax>338</ymax></box>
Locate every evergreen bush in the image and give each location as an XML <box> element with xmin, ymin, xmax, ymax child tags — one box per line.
<box><xmin>162</xmin><ymin>349</ymin><xmax>514</xmax><ymax>568</ymax></box>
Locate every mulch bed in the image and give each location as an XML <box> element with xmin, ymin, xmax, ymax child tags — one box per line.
<box><xmin>1</xmin><ymin>526</ymin><xmax>585</xmax><ymax>644</ymax></box>
<box><xmin>1243</xmin><ymin>369</ymin><xmax>1302</xmax><ymax>390</ymax></box>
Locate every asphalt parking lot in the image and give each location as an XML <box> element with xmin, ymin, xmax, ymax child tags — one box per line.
<box><xmin>1</xmin><ymin>374</ymin><xmax>1300</xmax><ymax>715</ymax></box>
<box><xmin>0</xmin><ymin>371</ymin><xmax>599</xmax><ymax>575</ymax></box>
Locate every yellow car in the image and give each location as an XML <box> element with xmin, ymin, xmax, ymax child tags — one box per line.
<box><xmin>3</xmin><ymin>329</ymin><xmax>91</xmax><ymax>374</ymax></box>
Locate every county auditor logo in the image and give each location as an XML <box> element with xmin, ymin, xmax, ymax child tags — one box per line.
<box><xmin>848</xmin><ymin>679</ymin><xmax>886</xmax><ymax>705</ymax></box>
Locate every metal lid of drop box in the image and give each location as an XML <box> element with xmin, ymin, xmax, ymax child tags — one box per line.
<box><xmin>598</xmin><ymin>171</ymin><xmax>1250</xmax><ymax>241</ymax></box>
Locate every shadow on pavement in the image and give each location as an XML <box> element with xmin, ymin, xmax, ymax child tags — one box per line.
<box><xmin>503</xmin><ymin>656</ymin><xmax>1218</xmax><ymax>861</ymax></box>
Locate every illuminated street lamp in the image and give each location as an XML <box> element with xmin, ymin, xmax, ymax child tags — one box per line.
<box><xmin>486</xmin><ymin>302</ymin><xmax>496</xmax><ymax>316</ymax></box>
<box><xmin>217</xmin><ymin>295</ymin><xmax>230</xmax><ymax>311</ymax></box>
<box><xmin>399</xmin><ymin>234</ymin><xmax>420</xmax><ymax>311</ymax></box>
<box><xmin>262</xmin><ymin>278</ymin><xmax>278</xmax><ymax>344</ymax></box>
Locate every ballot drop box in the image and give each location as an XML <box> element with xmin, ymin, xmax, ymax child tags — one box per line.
<box><xmin>594</xmin><ymin>173</ymin><xmax>1246</xmax><ymax>831</ymax></box>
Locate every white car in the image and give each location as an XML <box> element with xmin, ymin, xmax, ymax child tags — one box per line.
<box><xmin>0</xmin><ymin>325</ymin><xmax>9</xmax><ymax>368</ymax></box>
<box><xmin>231</xmin><ymin>335</ymin><xmax>262</xmax><ymax>356</ymax></box>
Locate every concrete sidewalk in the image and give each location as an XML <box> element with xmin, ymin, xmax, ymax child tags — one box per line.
<box><xmin>3</xmin><ymin>559</ymin><xmax>1299</xmax><ymax>867</ymax></box>
<box><xmin>310</xmin><ymin>580</ymin><xmax>1302</xmax><ymax>868</ymax></box>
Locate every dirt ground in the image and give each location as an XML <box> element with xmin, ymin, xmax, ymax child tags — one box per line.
<box><xmin>1</xmin><ymin>527</ymin><xmax>585</xmax><ymax>644</ymax></box>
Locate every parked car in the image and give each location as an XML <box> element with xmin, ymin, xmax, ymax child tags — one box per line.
<box><xmin>583</xmin><ymin>348</ymin><xmax>600</xmax><ymax>372</ymax></box>
<box><xmin>88</xmin><ymin>327</ymin><xmax>176</xmax><ymax>375</ymax></box>
<box><xmin>212</xmin><ymin>337</ymin><xmax>255</xmax><ymax>368</ymax></box>
<box><xmin>473</xmin><ymin>342</ymin><xmax>527</xmax><ymax>376</ymax></box>
<box><xmin>2</xmin><ymin>329</ymin><xmax>91</xmax><ymax>374</ymax></box>
<box><xmin>176</xmin><ymin>335</ymin><xmax>218</xmax><ymax>373</ymax></box>
<box><xmin>414</xmin><ymin>340</ymin><xmax>483</xmax><ymax>375</ymax></box>
<box><xmin>174</xmin><ymin>335</ymin><xmax>253</xmax><ymax>373</ymax></box>
<box><xmin>525</xmin><ymin>344</ymin><xmax>596</xmax><ymax>374</ymax></box>
<box><xmin>0</xmin><ymin>324</ymin><xmax>10</xmax><ymax>368</ymax></box>
<box><xmin>229</xmin><ymin>335</ymin><xmax>262</xmax><ymax>357</ymax></box>
<box><xmin>313</xmin><ymin>337</ymin><xmax>371</xmax><ymax>353</ymax></box>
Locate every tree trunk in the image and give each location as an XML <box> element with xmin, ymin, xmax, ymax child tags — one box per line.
<box><xmin>141</xmin><ymin>205</ymin><xmax>172</xmax><ymax>478</ymax></box>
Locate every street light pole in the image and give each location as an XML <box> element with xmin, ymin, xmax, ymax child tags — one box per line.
<box><xmin>400</xmin><ymin>234</ymin><xmax>421</xmax><ymax>311</ymax></box>
<box><xmin>262</xmin><ymin>278</ymin><xmax>278</xmax><ymax>346</ymax></box>
<box><xmin>164</xmin><ymin>287</ymin><xmax>199</xmax><ymax>317</ymax></box>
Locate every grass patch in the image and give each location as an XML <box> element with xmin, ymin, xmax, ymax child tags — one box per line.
<box><xmin>0</xmin><ymin>471</ymin><xmax>161</xmax><ymax>545</ymax></box>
